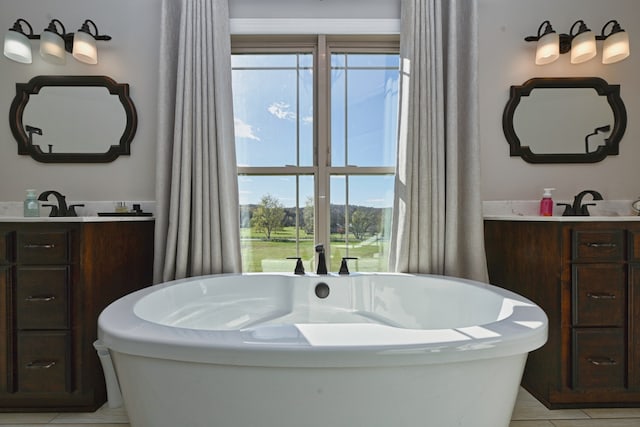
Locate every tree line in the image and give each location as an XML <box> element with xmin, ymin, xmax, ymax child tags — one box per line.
<box><xmin>240</xmin><ymin>194</ymin><xmax>391</xmax><ymax>241</ymax></box>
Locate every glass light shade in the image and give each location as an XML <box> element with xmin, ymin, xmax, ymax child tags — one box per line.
<box><xmin>571</xmin><ymin>30</ymin><xmax>597</xmax><ymax>64</ymax></box>
<box><xmin>602</xmin><ymin>31</ymin><xmax>630</xmax><ymax>64</ymax></box>
<box><xmin>40</xmin><ymin>30</ymin><xmax>66</xmax><ymax>64</ymax></box>
<box><xmin>72</xmin><ymin>30</ymin><xmax>97</xmax><ymax>64</ymax></box>
<box><xmin>3</xmin><ymin>29</ymin><xmax>32</xmax><ymax>63</ymax></box>
<box><xmin>535</xmin><ymin>32</ymin><xmax>559</xmax><ymax>65</ymax></box>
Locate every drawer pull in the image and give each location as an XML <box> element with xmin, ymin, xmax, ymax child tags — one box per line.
<box><xmin>23</xmin><ymin>243</ymin><xmax>56</xmax><ymax>249</ymax></box>
<box><xmin>587</xmin><ymin>292</ymin><xmax>616</xmax><ymax>300</ymax></box>
<box><xmin>25</xmin><ymin>360</ymin><xmax>56</xmax><ymax>369</ymax></box>
<box><xmin>588</xmin><ymin>357</ymin><xmax>618</xmax><ymax>366</ymax></box>
<box><xmin>25</xmin><ymin>295</ymin><xmax>56</xmax><ymax>302</ymax></box>
<box><xmin>585</xmin><ymin>242</ymin><xmax>617</xmax><ymax>248</ymax></box>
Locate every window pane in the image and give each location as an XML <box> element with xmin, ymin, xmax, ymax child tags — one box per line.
<box><xmin>233</xmin><ymin>54</ymin><xmax>314</xmax><ymax>167</ymax></box>
<box><xmin>232</xmin><ymin>54</ymin><xmax>297</xmax><ymax>68</ymax></box>
<box><xmin>331</xmin><ymin>54</ymin><xmax>399</xmax><ymax>167</ymax></box>
<box><xmin>346</xmin><ymin>53</ymin><xmax>400</xmax><ymax>68</ymax></box>
<box><xmin>329</xmin><ymin>175</ymin><xmax>394</xmax><ymax>272</ymax></box>
<box><xmin>239</xmin><ymin>175</ymin><xmax>314</xmax><ymax>272</ymax></box>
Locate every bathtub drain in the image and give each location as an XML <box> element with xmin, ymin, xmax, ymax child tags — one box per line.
<box><xmin>315</xmin><ymin>282</ymin><xmax>330</xmax><ymax>299</ymax></box>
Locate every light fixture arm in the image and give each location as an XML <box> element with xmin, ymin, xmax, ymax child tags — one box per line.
<box><xmin>9</xmin><ymin>18</ymin><xmax>39</xmax><ymax>40</ymax></box>
<box><xmin>597</xmin><ymin>20</ymin><xmax>624</xmax><ymax>40</ymax></box>
<box><xmin>524</xmin><ymin>20</ymin><xmax>573</xmax><ymax>54</ymax></box>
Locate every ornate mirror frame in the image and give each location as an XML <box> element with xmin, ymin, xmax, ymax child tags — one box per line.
<box><xmin>503</xmin><ymin>77</ymin><xmax>627</xmax><ymax>164</ymax></box>
<box><xmin>9</xmin><ymin>75</ymin><xmax>137</xmax><ymax>163</ymax></box>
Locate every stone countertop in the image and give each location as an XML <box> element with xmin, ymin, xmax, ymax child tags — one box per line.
<box><xmin>0</xmin><ymin>201</ymin><xmax>155</xmax><ymax>222</ymax></box>
<box><xmin>0</xmin><ymin>216</ymin><xmax>154</xmax><ymax>223</ymax></box>
<box><xmin>483</xmin><ymin>200</ymin><xmax>640</xmax><ymax>222</ymax></box>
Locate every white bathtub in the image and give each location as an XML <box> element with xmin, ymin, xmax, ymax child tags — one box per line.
<box><xmin>98</xmin><ymin>273</ymin><xmax>547</xmax><ymax>427</ymax></box>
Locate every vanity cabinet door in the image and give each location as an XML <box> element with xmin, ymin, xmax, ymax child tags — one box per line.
<box><xmin>0</xmin><ymin>231</ymin><xmax>15</xmax><ymax>265</ymax></box>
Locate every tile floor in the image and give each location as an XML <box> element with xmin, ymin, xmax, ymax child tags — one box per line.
<box><xmin>0</xmin><ymin>388</ymin><xmax>639</xmax><ymax>426</ymax></box>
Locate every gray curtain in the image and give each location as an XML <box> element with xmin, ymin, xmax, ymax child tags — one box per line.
<box><xmin>389</xmin><ymin>0</ymin><xmax>488</xmax><ymax>281</ymax></box>
<box><xmin>154</xmin><ymin>0</ymin><xmax>242</xmax><ymax>282</ymax></box>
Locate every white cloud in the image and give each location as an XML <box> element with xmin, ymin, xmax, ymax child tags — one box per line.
<box><xmin>268</xmin><ymin>102</ymin><xmax>296</xmax><ymax>120</ymax></box>
<box><xmin>234</xmin><ymin>118</ymin><xmax>260</xmax><ymax>141</ymax></box>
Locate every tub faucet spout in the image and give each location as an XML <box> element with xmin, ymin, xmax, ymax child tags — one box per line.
<box><xmin>315</xmin><ymin>244</ymin><xmax>328</xmax><ymax>275</ymax></box>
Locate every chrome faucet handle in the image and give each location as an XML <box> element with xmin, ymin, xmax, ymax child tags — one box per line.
<box><xmin>286</xmin><ymin>257</ymin><xmax>305</xmax><ymax>275</ymax></box>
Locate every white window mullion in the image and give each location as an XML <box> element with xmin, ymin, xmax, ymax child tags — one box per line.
<box><xmin>316</xmin><ymin>35</ymin><xmax>330</xmax><ymax>254</ymax></box>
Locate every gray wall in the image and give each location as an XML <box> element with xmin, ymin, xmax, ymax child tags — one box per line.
<box><xmin>0</xmin><ymin>0</ymin><xmax>161</xmax><ymax>202</ymax></box>
<box><xmin>0</xmin><ymin>0</ymin><xmax>638</xmax><ymax>205</ymax></box>
<box><xmin>478</xmin><ymin>0</ymin><xmax>640</xmax><ymax>201</ymax></box>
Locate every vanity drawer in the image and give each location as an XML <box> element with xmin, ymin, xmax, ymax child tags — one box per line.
<box><xmin>572</xmin><ymin>230</ymin><xmax>624</xmax><ymax>262</ymax></box>
<box><xmin>17</xmin><ymin>231</ymin><xmax>69</xmax><ymax>265</ymax></box>
<box><xmin>17</xmin><ymin>331</ymin><xmax>70</xmax><ymax>393</ymax></box>
<box><xmin>572</xmin><ymin>264</ymin><xmax>626</xmax><ymax>326</ymax></box>
<box><xmin>572</xmin><ymin>328</ymin><xmax>625</xmax><ymax>390</ymax></box>
<box><xmin>16</xmin><ymin>267</ymin><xmax>69</xmax><ymax>330</ymax></box>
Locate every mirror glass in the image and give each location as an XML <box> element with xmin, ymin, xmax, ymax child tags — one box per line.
<box><xmin>22</xmin><ymin>86</ymin><xmax>127</xmax><ymax>154</ymax></box>
<box><xmin>503</xmin><ymin>77</ymin><xmax>626</xmax><ymax>163</ymax></box>
<box><xmin>9</xmin><ymin>75</ymin><xmax>137</xmax><ymax>163</ymax></box>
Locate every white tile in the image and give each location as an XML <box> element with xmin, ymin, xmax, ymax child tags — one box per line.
<box><xmin>51</xmin><ymin>404</ymin><xmax>128</xmax><ymax>424</ymax></box>
<box><xmin>551</xmin><ymin>420</ymin><xmax>640</xmax><ymax>427</ymax></box>
<box><xmin>510</xmin><ymin>421</ymin><xmax>556</xmax><ymax>427</ymax></box>
<box><xmin>582</xmin><ymin>407</ymin><xmax>640</xmax><ymax>419</ymax></box>
<box><xmin>511</xmin><ymin>389</ymin><xmax>589</xmax><ymax>421</ymax></box>
<box><xmin>0</xmin><ymin>412</ymin><xmax>57</xmax><ymax>424</ymax></box>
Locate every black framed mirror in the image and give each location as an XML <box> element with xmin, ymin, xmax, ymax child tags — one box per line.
<box><xmin>503</xmin><ymin>77</ymin><xmax>626</xmax><ymax>163</ymax></box>
<box><xmin>9</xmin><ymin>75</ymin><xmax>137</xmax><ymax>163</ymax></box>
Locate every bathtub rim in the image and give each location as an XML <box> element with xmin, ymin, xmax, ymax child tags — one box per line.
<box><xmin>98</xmin><ymin>272</ymin><xmax>548</xmax><ymax>368</ymax></box>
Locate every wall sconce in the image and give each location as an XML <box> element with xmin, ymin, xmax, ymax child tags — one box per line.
<box><xmin>3</xmin><ymin>18</ymin><xmax>111</xmax><ymax>65</ymax></box>
<box><xmin>525</xmin><ymin>19</ymin><xmax>629</xmax><ymax>65</ymax></box>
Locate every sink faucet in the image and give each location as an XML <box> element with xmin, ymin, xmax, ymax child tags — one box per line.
<box><xmin>37</xmin><ymin>190</ymin><xmax>84</xmax><ymax>217</ymax></box>
<box><xmin>38</xmin><ymin>190</ymin><xmax>68</xmax><ymax>217</ymax></box>
<box><xmin>567</xmin><ymin>190</ymin><xmax>604</xmax><ymax>216</ymax></box>
<box><xmin>315</xmin><ymin>244</ymin><xmax>328</xmax><ymax>275</ymax></box>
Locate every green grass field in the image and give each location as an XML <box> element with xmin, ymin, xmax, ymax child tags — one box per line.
<box><xmin>240</xmin><ymin>226</ymin><xmax>389</xmax><ymax>273</ymax></box>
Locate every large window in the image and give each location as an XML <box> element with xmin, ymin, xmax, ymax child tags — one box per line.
<box><xmin>232</xmin><ymin>36</ymin><xmax>399</xmax><ymax>273</ymax></box>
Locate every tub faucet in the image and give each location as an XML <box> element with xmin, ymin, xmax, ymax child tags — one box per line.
<box><xmin>315</xmin><ymin>244</ymin><xmax>328</xmax><ymax>275</ymax></box>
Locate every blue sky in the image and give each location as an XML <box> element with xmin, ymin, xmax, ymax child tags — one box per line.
<box><xmin>232</xmin><ymin>53</ymin><xmax>399</xmax><ymax>208</ymax></box>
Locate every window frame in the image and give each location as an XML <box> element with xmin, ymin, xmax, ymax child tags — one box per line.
<box><xmin>232</xmin><ymin>34</ymin><xmax>399</xmax><ymax>271</ymax></box>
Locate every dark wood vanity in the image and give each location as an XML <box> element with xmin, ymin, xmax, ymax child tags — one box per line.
<box><xmin>485</xmin><ymin>219</ymin><xmax>640</xmax><ymax>408</ymax></box>
<box><xmin>0</xmin><ymin>219</ymin><xmax>153</xmax><ymax>411</ymax></box>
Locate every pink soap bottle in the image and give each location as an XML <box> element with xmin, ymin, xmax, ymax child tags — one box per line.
<box><xmin>539</xmin><ymin>188</ymin><xmax>555</xmax><ymax>216</ymax></box>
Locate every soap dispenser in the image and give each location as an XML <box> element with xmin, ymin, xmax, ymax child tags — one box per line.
<box><xmin>23</xmin><ymin>189</ymin><xmax>40</xmax><ymax>217</ymax></box>
<box><xmin>539</xmin><ymin>188</ymin><xmax>555</xmax><ymax>216</ymax></box>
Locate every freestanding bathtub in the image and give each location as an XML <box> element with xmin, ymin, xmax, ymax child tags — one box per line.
<box><xmin>97</xmin><ymin>273</ymin><xmax>547</xmax><ymax>427</ymax></box>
